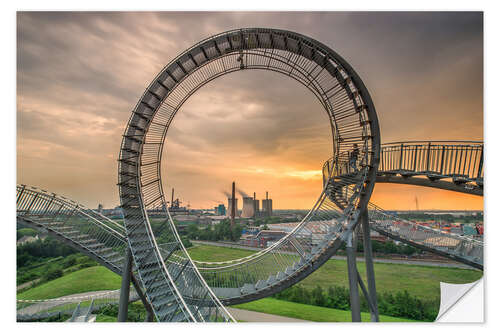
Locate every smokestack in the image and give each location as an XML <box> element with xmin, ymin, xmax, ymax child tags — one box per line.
<box><xmin>231</xmin><ymin>181</ymin><xmax>236</xmax><ymax>228</ymax></box>
<box><xmin>171</xmin><ymin>188</ymin><xmax>174</xmax><ymax>208</ymax></box>
<box><xmin>266</xmin><ymin>191</ymin><xmax>268</xmax><ymax>200</ymax></box>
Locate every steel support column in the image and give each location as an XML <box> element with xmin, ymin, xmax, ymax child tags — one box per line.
<box><xmin>361</xmin><ymin>209</ymin><xmax>379</xmax><ymax>322</ymax></box>
<box><xmin>118</xmin><ymin>247</ymin><xmax>133</xmax><ymax>322</ymax></box>
<box><xmin>346</xmin><ymin>230</ymin><xmax>361</xmax><ymax>322</ymax></box>
<box><xmin>130</xmin><ymin>275</ymin><xmax>155</xmax><ymax>322</ymax></box>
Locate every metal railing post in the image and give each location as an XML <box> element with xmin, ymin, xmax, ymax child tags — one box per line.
<box><xmin>425</xmin><ymin>142</ymin><xmax>431</xmax><ymax>172</ymax></box>
<box><xmin>399</xmin><ymin>143</ymin><xmax>404</xmax><ymax>171</ymax></box>
<box><xmin>412</xmin><ymin>145</ymin><xmax>418</xmax><ymax>171</ymax></box>
<box><xmin>380</xmin><ymin>148</ymin><xmax>384</xmax><ymax>171</ymax></box>
<box><xmin>477</xmin><ymin>144</ymin><xmax>484</xmax><ymax>179</ymax></box>
<box><xmin>440</xmin><ymin>146</ymin><xmax>446</xmax><ymax>175</ymax></box>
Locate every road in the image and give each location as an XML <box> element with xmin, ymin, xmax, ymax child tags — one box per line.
<box><xmin>191</xmin><ymin>240</ymin><xmax>474</xmax><ymax>269</ymax></box>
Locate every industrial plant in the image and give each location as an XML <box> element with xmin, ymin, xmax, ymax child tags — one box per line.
<box><xmin>218</xmin><ymin>182</ymin><xmax>273</xmax><ymax>219</ymax></box>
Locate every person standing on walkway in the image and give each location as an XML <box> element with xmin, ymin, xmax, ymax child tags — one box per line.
<box><xmin>349</xmin><ymin>143</ymin><xmax>359</xmax><ymax>172</ymax></box>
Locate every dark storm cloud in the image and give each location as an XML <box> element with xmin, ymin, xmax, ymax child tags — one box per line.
<box><xmin>17</xmin><ymin>12</ymin><xmax>483</xmax><ymax>209</ymax></box>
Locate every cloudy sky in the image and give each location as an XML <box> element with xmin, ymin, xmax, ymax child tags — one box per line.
<box><xmin>17</xmin><ymin>12</ymin><xmax>483</xmax><ymax>210</ymax></box>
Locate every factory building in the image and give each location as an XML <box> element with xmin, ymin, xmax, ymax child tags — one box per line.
<box><xmin>241</xmin><ymin>197</ymin><xmax>255</xmax><ymax>218</ymax></box>
<box><xmin>216</xmin><ymin>204</ymin><xmax>226</xmax><ymax>216</ymax></box>
<box><xmin>262</xmin><ymin>191</ymin><xmax>273</xmax><ymax>217</ymax></box>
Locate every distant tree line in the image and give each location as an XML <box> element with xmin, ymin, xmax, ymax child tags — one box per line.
<box><xmin>183</xmin><ymin>220</ymin><xmax>243</xmax><ymax>242</ymax></box>
<box><xmin>337</xmin><ymin>239</ymin><xmax>422</xmax><ymax>256</ymax></box>
<box><xmin>17</xmin><ymin>238</ymin><xmax>77</xmax><ymax>268</ymax></box>
<box><xmin>273</xmin><ymin>284</ymin><xmax>438</xmax><ymax>321</ymax></box>
<box><xmin>397</xmin><ymin>213</ymin><xmax>483</xmax><ymax>223</ymax></box>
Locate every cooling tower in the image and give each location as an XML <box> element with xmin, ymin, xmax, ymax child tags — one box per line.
<box><xmin>253</xmin><ymin>192</ymin><xmax>259</xmax><ymax>217</ymax></box>
<box><xmin>241</xmin><ymin>197</ymin><xmax>255</xmax><ymax>218</ymax></box>
<box><xmin>227</xmin><ymin>198</ymin><xmax>238</xmax><ymax>217</ymax></box>
<box><xmin>262</xmin><ymin>191</ymin><xmax>273</xmax><ymax>217</ymax></box>
<box><xmin>253</xmin><ymin>199</ymin><xmax>260</xmax><ymax>215</ymax></box>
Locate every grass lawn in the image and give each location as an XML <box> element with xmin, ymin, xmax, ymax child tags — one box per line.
<box><xmin>16</xmin><ymin>243</ymin><xmax>482</xmax><ymax>323</ymax></box>
<box><xmin>17</xmin><ymin>266</ymin><xmax>121</xmax><ymax>300</ymax></box>
<box><xmin>232</xmin><ymin>298</ymin><xmax>416</xmax><ymax>322</ymax></box>
<box><xmin>188</xmin><ymin>244</ymin><xmax>482</xmax><ymax>299</ymax></box>
<box><xmin>188</xmin><ymin>244</ymin><xmax>256</xmax><ymax>262</ymax></box>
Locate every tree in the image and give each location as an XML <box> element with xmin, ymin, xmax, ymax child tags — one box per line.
<box><xmin>43</xmin><ymin>267</ymin><xmax>63</xmax><ymax>282</ymax></box>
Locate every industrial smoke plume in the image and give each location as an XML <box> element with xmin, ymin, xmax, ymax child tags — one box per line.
<box><xmin>221</xmin><ymin>190</ymin><xmax>231</xmax><ymax>198</ymax></box>
<box><xmin>237</xmin><ymin>189</ymin><xmax>249</xmax><ymax>198</ymax></box>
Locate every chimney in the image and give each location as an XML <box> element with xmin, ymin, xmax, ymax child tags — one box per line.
<box><xmin>266</xmin><ymin>191</ymin><xmax>268</xmax><ymax>200</ymax></box>
<box><xmin>171</xmin><ymin>188</ymin><xmax>174</xmax><ymax>208</ymax></box>
<box><xmin>231</xmin><ymin>181</ymin><xmax>236</xmax><ymax>228</ymax></box>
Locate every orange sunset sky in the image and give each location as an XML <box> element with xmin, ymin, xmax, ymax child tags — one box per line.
<box><xmin>17</xmin><ymin>12</ymin><xmax>483</xmax><ymax>210</ymax></box>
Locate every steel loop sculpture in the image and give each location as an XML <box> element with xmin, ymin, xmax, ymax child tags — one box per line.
<box><xmin>16</xmin><ymin>28</ymin><xmax>483</xmax><ymax>323</ymax></box>
<box><xmin>117</xmin><ymin>28</ymin><xmax>379</xmax><ymax>321</ymax></box>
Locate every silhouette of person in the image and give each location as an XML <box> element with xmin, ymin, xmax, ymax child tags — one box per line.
<box><xmin>349</xmin><ymin>143</ymin><xmax>359</xmax><ymax>172</ymax></box>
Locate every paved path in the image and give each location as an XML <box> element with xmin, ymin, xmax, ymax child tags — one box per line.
<box><xmin>18</xmin><ymin>287</ymin><xmax>306</xmax><ymax>323</ymax></box>
<box><xmin>192</xmin><ymin>240</ymin><xmax>475</xmax><ymax>269</ymax></box>
<box><xmin>228</xmin><ymin>308</ymin><xmax>309</xmax><ymax>322</ymax></box>
<box><xmin>17</xmin><ymin>289</ymin><xmax>134</xmax><ymax>317</ymax></box>
<box><xmin>17</xmin><ymin>279</ymin><xmax>40</xmax><ymax>291</ymax></box>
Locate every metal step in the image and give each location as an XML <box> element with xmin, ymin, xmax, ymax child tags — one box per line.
<box><xmin>241</xmin><ymin>283</ymin><xmax>256</xmax><ymax>294</ymax></box>
<box><xmin>152</xmin><ymin>293</ymin><xmax>177</xmax><ymax>308</ymax></box>
<box><xmin>156</xmin><ymin>303</ymin><xmax>180</xmax><ymax>321</ymax></box>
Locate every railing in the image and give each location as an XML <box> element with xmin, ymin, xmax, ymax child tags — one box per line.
<box><xmin>17</xmin><ymin>289</ymin><xmax>140</xmax><ymax>322</ymax></box>
<box><xmin>367</xmin><ymin>202</ymin><xmax>483</xmax><ymax>269</ymax></box>
<box><xmin>322</xmin><ymin>149</ymin><xmax>369</xmax><ymax>187</ymax></box>
<box><xmin>69</xmin><ymin>302</ymin><xmax>81</xmax><ymax>322</ymax></box>
<box><xmin>17</xmin><ymin>185</ymin><xmax>127</xmax><ymax>273</ymax></box>
<box><xmin>379</xmin><ymin>141</ymin><xmax>483</xmax><ymax>183</ymax></box>
<box><xmin>84</xmin><ymin>299</ymin><xmax>95</xmax><ymax>322</ymax></box>
<box><xmin>321</xmin><ymin>148</ymin><xmax>483</xmax><ymax>269</ymax></box>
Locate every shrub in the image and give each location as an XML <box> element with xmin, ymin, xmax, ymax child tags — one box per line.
<box><xmin>62</xmin><ymin>257</ymin><xmax>77</xmax><ymax>269</ymax></box>
<box><xmin>272</xmin><ymin>284</ymin><xmax>437</xmax><ymax>321</ymax></box>
<box><xmin>42</xmin><ymin>268</ymin><xmax>63</xmax><ymax>282</ymax></box>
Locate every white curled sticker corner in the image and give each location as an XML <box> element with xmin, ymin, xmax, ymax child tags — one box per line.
<box><xmin>435</xmin><ymin>278</ymin><xmax>483</xmax><ymax>322</ymax></box>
